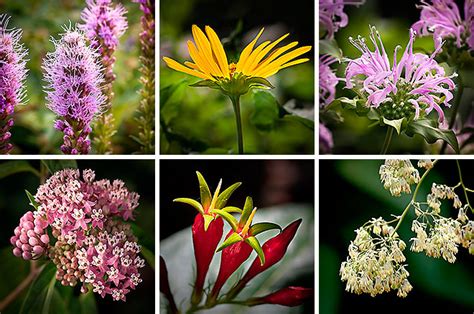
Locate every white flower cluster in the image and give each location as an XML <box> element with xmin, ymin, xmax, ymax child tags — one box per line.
<box><xmin>340</xmin><ymin>218</ymin><xmax>412</xmax><ymax>298</ymax></box>
<box><xmin>379</xmin><ymin>160</ymin><xmax>420</xmax><ymax>197</ymax></box>
<box><xmin>426</xmin><ymin>183</ymin><xmax>462</xmax><ymax>213</ymax></box>
<box><xmin>417</xmin><ymin>159</ymin><xmax>434</xmax><ymax>170</ymax></box>
<box><xmin>458</xmin><ymin>207</ymin><xmax>474</xmax><ymax>255</ymax></box>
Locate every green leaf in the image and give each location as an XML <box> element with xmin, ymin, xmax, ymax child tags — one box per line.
<box><xmin>173</xmin><ymin>197</ymin><xmax>204</xmax><ymax>215</ymax></box>
<box><xmin>20</xmin><ymin>262</ymin><xmax>56</xmax><ymax>314</ymax></box>
<box><xmin>217</xmin><ymin>232</ymin><xmax>243</xmax><ymax>252</ymax></box>
<box><xmin>249</xmin><ymin>222</ymin><xmax>281</xmax><ymax>236</ymax></box>
<box><xmin>247</xmin><ymin>77</ymin><xmax>274</xmax><ymax>89</ymax></box>
<box><xmin>405</xmin><ymin>118</ymin><xmax>460</xmax><ymax>153</ymax></box>
<box><xmin>189</xmin><ymin>79</ymin><xmax>220</xmax><ymax>89</ymax></box>
<box><xmin>203</xmin><ymin>214</ymin><xmax>214</xmax><ymax>232</ymax></box>
<box><xmin>41</xmin><ymin>271</ymin><xmax>56</xmax><ymax>314</ymax></box>
<box><xmin>140</xmin><ymin>246</ymin><xmax>155</xmax><ymax>270</ymax></box>
<box><xmin>129</xmin><ymin>222</ymin><xmax>155</xmax><ymax>269</ymax></box>
<box><xmin>78</xmin><ymin>288</ymin><xmax>98</xmax><ymax>314</ymax></box>
<box><xmin>221</xmin><ymin>206</ymin><xmax>242</xmax><ymax>213</ymax></box>
<box><xmin>25</xmin><ymin>189</ymin><xmax>39</xmax><ymax>210</ymax></box>
<box><xmin>41</xmin><ymin>160</ymin><xmax>77</xmax><ymax>174</ymax></box>
<box><xmin>382</xmin><ymin>117</ymin><xmax>406</xmax><ymax>135</ymax></box>
<box><xmin>213</xmin><ymin>209</ymin><xmax>238</xmax><ymax>231</ymax></box>
<box><xmin>250</xmin><ymin>91</ymin><xmax>280</xmax><ymax>131</ymax></box>
<box><xmin>196</xmin><ymin>171</ymin><xmax>212</xmax><ymax>210</ymax></box>
<box><xmin>215</xmin><ymin>182</ymin><xmax>242</xmax><ymax>209</ymax></box>
<box><xmin>282</xmin><ymin>115</ymin><xmax>314</xmax><ymax>131</ymax></box>
<box><xmin>319</xmin><ymin>39</ymin><xmax>343</xmax><ymax>60</ymax></box>
<box><xmin>245</xmin><ymin>236</ymin><xmax>265</xmax><ymax>266</ymax></box>
<box><xmin>240</xmin><ymin>196</ymin><xmax>254</xmax><ymax>225</ymax></box>
<box><xmin>0</xmin><ymin>161</ymin><xmax>39</xmax><ymax>179</ymax></box>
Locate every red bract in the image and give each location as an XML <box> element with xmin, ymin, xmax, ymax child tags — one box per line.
<box><xmin>191</xmin><ymin>214</ymin><xmax>223</xmax><ymax>304</ymax></box>
<box><xmin>160</xmin><ymin>256</ymin><xmax>178</xmax><ymax>313</ymax></box>
<box><xmin>248</xmin><ymin>286</ymin><xmax>313</xmax><ymax>307</ymax></box>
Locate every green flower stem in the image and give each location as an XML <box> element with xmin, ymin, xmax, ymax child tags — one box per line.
<box><xmin>392</xmin><ymin>159</ymin><xmax>439</xmax><ymax>234</ymax></box>
<box><xmin>229</xmin><ymin>95</ymin><xmax>244</xmax><ymax>154</ymax></box>
<box><xmin>0</xmin><ymin>261</ymin><xmax>40</xmax><ymax>311</ymax></box>
<box><xmin>441</xmin><ymin>73</ymin><xmax>463</xmax><ymax>154</ymax></box>
<box><xmin>380</xmin><ymin>127</ymin><xmax>394</xmax><ymax>154</ymax></box>
<box><xmin>456</xmin><ymin>160</ymin><xmax>473</xmax><ymax>213</ymax></box>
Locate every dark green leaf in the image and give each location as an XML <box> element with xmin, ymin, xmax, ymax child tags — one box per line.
<box><xmin>189</xmin><ymin>79</ymin><xmax>220</xmax><ymax>89</ymax></box>
<box><xmin>196</xmin><ymin>171</ymin><xmax>212</xmax><ymax>209</ymax></box>
<box><xmin>249</xmin><ymin>222</ymin><xmax>281</xmax><ymax>236</ymax></box>
<box><xmin>217</xmin><ymin>232</ymin><xmax>243</xmax><ymax>252</ymax></box>
<box><xmin>383</xmin><ymin>117</ymin><xmax>406</xmax><ymax>135</ymax></box>
<box><xmin>78</xmin><ymin>288</ymin><xmax>97</xmax><ymax>314</ymax></box>
<box><xmin>250</xmin><ymin>91</ymin><xmax>280</xmax><ymax>131</ymax></box>
<box><xmin>129</xmin><ymin>222</ymin><xmax>155</xmax><ymax>270</ymax></box>
<box><xmin>215</xmin><ymin>182</ymin><xmax>242</xmax><ymax>209</ymax></box>
<box><xmin>0</xmin><ymin>161</ymin><xmax>39</xmax><ymax>179</ymax></box>
<box><xmin>405</xmin><ymin>118</ymin><xmax>459</xmax><ymax>153</ymax></box>
<box><xmin>319</xmin><ymin>39</ymin><xmax>343</xmax><ymax>60</ymax></box>
<box><xmin>41</xmin><ymin>160</ymin><xmax>77</xmax><ymax>174</ymax></box>
<box><xmin>20</xmin><ymin>262</ymin><xmax>56</xmax><ymax>314</ymax></box>
<box><xmin>41</xmin><ymin>271</ymin><xmax>56</xmax><ymax>314</ymax></box>
<box><xmin>282</xmin><ymin>115</ymin><xmax>314</xmax><ymax>131</ymax></box>
<box><xmin>25</xmin><ymin>190</ymin><xmax>39</xmax><ymax>210</ymax></box>
<box><xmin>140</xmin><ymin>246</ymin><xmax>155</xmax><ymax>270</ymax></box>
<box><xmin>247</xmin><ymin>77</ymin><xmax>274</xmax><ymax>89</ymax></box>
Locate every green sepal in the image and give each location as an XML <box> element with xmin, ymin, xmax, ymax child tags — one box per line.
<box><xmin>215</xmin><ymin>182</ymin><xmax>242</xmax><ymax>209</ymax></box>
<box><xmin>173</xmin><ymin>197</ymin><xmax>204</xmax><ymax>215</ymax></box>
<box><xmin>239</xmin><ymin>196</ymin><xmax>253</xmax><ymax>225</ymax></box>
<box><xmin>190</xmin><ymin>79</ymin><xmax>220</xmax><ymax>89</ymax></box>
<box><xmin>245</xmin><ymin>236</ymin><xmax>265</xmax><ymax>266</ymax></box>
<box><xmin>217</xmin><ymin>232</ymin><xmax>243</xmax><ymax>252</ymax></box>
<box><xmin>221</xmin><ymin>206</ymin><xmax>242</xmax><ymax>213</ymax></box>
<box><xmin>203</xmin><ymin>214</ymin><xmax>215</xmax><ymax>232</ymax></box>
<box><xmin>382</xmin><ymin>117</ymin><xmax>406</xmax><ymax>135</ymax></box>
<box><xmin>25</xmin><ymin>190</ymin><xmax>39</xmax><ymax>210</ymax></box>
<box><xmin>196</xmin><ymin>171</ymin><xmax>212</xmax><ymax>210</ymax></box>
<box><xmin>247</xmin><ymin>77</ymin><xmax>274</xmax><ymax>90</ymax></box>
<box><xmin>213</xmin><ymin>209</ymin><xmax>238</xmax><ymax>231</ymax></box>
<box><xmin>249</xmin><ymin>222</ymin><xmax>281</xmax><ymax>236</ymax></box>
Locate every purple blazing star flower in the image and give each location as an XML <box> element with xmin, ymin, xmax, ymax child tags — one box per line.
<box><xmin>412</xmin><ymin>0</ymin><xmax>474</xmax><ymax>51</ymax></box>
<box><xmin>319</xmin><ymin>123</ymin><xmax>334</xmax><ymax>153</ymax></box>
<box><xmin>0</xmin><ymin>15</ymin><xmax>27</xmax><ymax>154</ymax></box>
<box><xmin>43</xmin><ymin>27</ymin><xmax>105</xmax><ymax>154</ymax></box>
<box><xmin>319</xmin><ymin>0</ymin><xmax>365</xmax><ymax>39</ymax></box>
<box><xmin>319</xmin><ymin>55</ymin><xmax>339</xmax><ymax>107</ymax></box>
<box><xmin>345</xmin><ymin>26</ymin><xmax>456</xmax><ymax>124</ymax></box>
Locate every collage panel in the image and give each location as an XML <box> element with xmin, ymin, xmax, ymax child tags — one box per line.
<box><xmin>320</xmin><ymin>0</ymin><xmax>474</xmax><ymax>154</ymax></box>
<box><xmin>0</xmin><ymin>0</ymin><xmax>155</xmax><ymax>155</ymax></box>
<box><xmin>319</xmin><ymin>159</ymin><xmax>474</xmax><ymax>313</ymax></box>
<box><xmin>160</xmin><ymin>159</ymin><xmax>314</xmax><ymax>313</ymax></box>
<box><xmin>0</xmin><ymin>159</ymin><xmax>155</xmax><ymax>313</ymax></box>
<box><xmin>160</xmin><ymin>0</ymin><xmax>314</xmax><ymax>154</ymax></box>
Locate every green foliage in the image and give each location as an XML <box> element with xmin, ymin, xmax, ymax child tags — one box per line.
<box><xmin>0</xmin><ymin>161</ymin><xmax>39</xmax><ymax>179</ymax></box>
<box><xmin>405</xmin><ymin>118</ymin><xmax>459</xmax><ymax>153</ymax></box>
<box><xmin>40</xmin><ymin>160</ymin><xmax>78</xmax><ymax>174</ymax></box>
<box><xmin>20</xmin><ymin>263</ymin><xmax>56</xmax><ymax>314</ymax></box>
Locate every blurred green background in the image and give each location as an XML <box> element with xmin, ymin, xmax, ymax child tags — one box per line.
<box><xmin>0</xmin><ymin>0</ymin><xmax>145</xmax><ymax>154</ymax></box>
<box><xmin>0</xmin><ymin>160</ymin><xmax>155</xmax><ymax>314</ymax></box>
<box><xmin>322</xmin><ymin>0</ymin><xmax>474</xmax><ymax>154</ymax></box>
<box><xmin>320</xmin><ymin>160</ymin><xmax>474</xmax><ymax>313</ymax></box>
<box><xmin>160</xmin><ymin>0</ymin><xmax>315</xmax><ymax>154</ymax></box>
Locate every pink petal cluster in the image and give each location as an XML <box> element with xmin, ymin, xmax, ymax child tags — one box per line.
<box><xmin>345</xmin><ymin>26</ymin><xmax>456</xmax><ymax>123</ymax></box>
<box><xmin>43</xmin><ymin>28</ymin><xmax>105</xmax><ymax>154</ymax></box>
<box><xmin>11</xmin><ymin>169</ymin><xmax>143</xmax><ymax>301</ymax></box>
<box><xmin>319</xmin><ymin>0</ymin><xmax>365</xmax><ymax>39</ymax></box>
<box><xmin>412</xmin><ymin>0</ymin><xmax>474</xmax><ymax>51</ymax></box>
<box><xmin>319</xmin><ymin>55</ymin><xmax>338</xmax><ymax>107</ymax></box>
<box><xmin>319</xmin><ymin>123</ymin><xmax>334</xmax><ymax>153</ymax></box>
<box><xmin>0</xmin><ymin>15</ymin><xmax>27</xmax><ymax>154</ymax></box>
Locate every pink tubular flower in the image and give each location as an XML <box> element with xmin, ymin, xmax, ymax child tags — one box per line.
<box><xmin>0</xmin><ymin>15</ymin><xmax>27</xmax><ymax>154</ymax></box>
<box><xmin>319</xmin><ymin>55</ymin><xmax>338</xmax><ymax>107</ymax></box>
<box><xmin>43</xmin><ymin>27</ymin><xmax>105</xmax><ymax>154</ymax></box>
<box><xmin>10</xmin><ymin>211</ymin><xmax>49</xmax><ymax>260</ymax></box>
<box><xmin>247</xmin><ymin>286</ymin><xmax>314</xmax><ymax>307</ymax></box>
<box><xmin>319</xmin><ymin>0</ymin><xmax>365</xmax><ymax>39</ymax></box>
<box><xmin>319</xmin><ymin>123</ymin><xmax>334</xmax><ymax>153</ymax></box>
<box><xmin>345</xmin><ymin>26</ymin><xmax>456</xmax><ymax>123</ymax></box>
<box><xmin>412</xmin><ymin>0</ymin><xmax>474</xmax><ymax>51</ymax></box>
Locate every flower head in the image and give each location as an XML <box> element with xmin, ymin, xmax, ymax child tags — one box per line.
<box><xmin>346</xmin><ymin>26</ymin><xmax>456</xmax><ymax>123</ymax></box>
<box><xmin>379</xmin><ymin>160</ymin><xmax>420</xmax><ymax>197</ymax></box>
<box><xmin>319</xmin><ymin>54</ymin><xmax>338</xmax><ymax>107</ymax></box>
<box><xmin>10</xmin><ymin>211</ymin><xmax>49</xmax><ymax>260</ymax></box>
<box><xmin>319</xmin><ymin>0</ymin><xmax>365</xmax><ymax>39</ymax></box>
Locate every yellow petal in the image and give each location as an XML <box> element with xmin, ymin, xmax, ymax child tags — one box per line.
<box><xmin>184</xmin><ymin>61</ymin><xmax>199</xmax><ymax>69</ymax></box>
<box><xmin>205</xmin><ymin>26</ymin><xmax>230</xmax><ymax>78</ymax></box>
<box><xmin>260</xmin><ymin>58</ymin><xmax>310</xmax><ymax>78</ymax></box>
<box><xmin>191</xmin><ymin>25</ymin><xmax>223</xmax><ymax>77</ymax></box>
<box><xmin>187</xmin><ymin>40</ymin><xmax>217</xmax><ymax>77</ymax></box>
<box><xmin>236</xmin><ymin>28</ymin><xmax>265</xmax><ymax>73</ymax></box>
<box><xmin>252</xmin><ymin>41</ymin><xmax>299</xmax><ymax>75</ymax></box>
<box><xmin>246</xmin><ymin>33</ymin><xmax>289</xmax><ymax>74</ymax></box>
<box><xmin>163</xmin><ymin>57</ymin><xmax>212</xmax><ymax>80</ymax></box>
<box><xmin>254</xmin><ymin>45</ymin><xmax>311</xmax><ymax>77</ymax></box>
<box><xmin>241</xmin><ymin>41</ymin><xmax>270</xmax><ymax>74</ymax></box>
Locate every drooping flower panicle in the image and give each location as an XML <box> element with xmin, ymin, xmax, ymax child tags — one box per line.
<box><xmin>346</xmin><ymin>26</ymin><xmax>456</xmax><ymax>123</ymax></box>
<box><xmin>319</xmin><ymin>0</ymin><xmax>366</xmax><ymax>39</ymax></box>
<box><xmin>379</xmin><ymin>159</ymin><xmax>420</xmax><ymax>197</ymax></box>
<box><xmin>43</xmin><ymin>27</ymin><xmax>105</xmax><ymax>154</ymax></box>
<box><xmin>0</xmin><ymin>15</ymin><xmax>28</xmax><ymax>154</ymax></box>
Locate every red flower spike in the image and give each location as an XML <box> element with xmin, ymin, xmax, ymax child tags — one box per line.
<box><xmin>226</xmin><ymin>219</ymin><xmax>302</xmax><ymax>299</ymax></box>
<box><xmin>160</xmin><ymin>256</ymin><xmax>179</xmax><ymax>313</ymax></box>
<box><xmin>246</xmin><ymin>286</ymin><xmax>313</xmax><ymax>307</ymax></box>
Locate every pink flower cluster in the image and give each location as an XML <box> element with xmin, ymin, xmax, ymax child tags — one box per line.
<box><xmin>11</xmin><ymin>169</ymin><xmax>143</xmax><ymax>301</ymax></box>
<box><xmin>319</xmin><ymin>0</ymin><xmax>365</xmax><ymax>39</ymax></box>
<box><xmin>319</xmin><ymin>55</ymin><xmax>338</xmax><ymax>107</ymax></box>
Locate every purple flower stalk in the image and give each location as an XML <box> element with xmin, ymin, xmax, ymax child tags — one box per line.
<box><xmin>412</xmin><ymin>0</ymin><xmax>474</xmax><ymax>51</ymax></box>
<box><xmin>43</xmin><ymin>27</ymin><xmax>105</xmax><ymax>154</ymax></box>
<box><xmin>0</xmin><ymin>15</ymin><xmax>27</xmax><ymax>154</ymax></box>
<box><xmin>345</xmin><ymin>26</ymin><xmax>456</xmax><ymax>124</ymax></box>
<box><xmin>319</xmin><ymin>55</ymin><xmax>338</xmax><ymax>107</ymax></box>
<box><xmin>319</xmin><ymin>0</ymin><xmax>365</xmax><ymax>39</ymax></box>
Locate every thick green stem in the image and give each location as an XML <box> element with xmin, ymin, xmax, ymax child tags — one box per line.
<box><xmin>456</xmin><ymin>160</ymin><xmax>473</xmax><ymax>213</ymax></box>
<box><xmin>229</xmin><ymin>95</ymin><xmax>244</xmax><ymax>154</ymax></box>
<box><xmin>441</xmin><ymin>74</ymin><xmax>463</xmax><ymax>154</ymax></box>
<box><xmin>380</xmin><ymin>127</ymin><xmax>394</xmax><ymax>155</ymax></box>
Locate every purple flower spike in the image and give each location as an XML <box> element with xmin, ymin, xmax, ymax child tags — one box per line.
<box><xmin>319</xmin><ymin>0</ymin><xmax>365</xmax><ymax>39</ymax></box>
<box><xmin>0</xmin><ymin>15</ymin><xmax>28</xmax><ymax>154</ymax></box>
<box><xmin>345</xmin><ymin>26</ymin><xmax>456</xmax><ymax>124</ymax></box>
<box><xmin>319</xmin><ymin>55</ymin><xmax>339</xmax><ymax>107</ymax></box>
<box><xmin>43</xmin><ymin>27</ymin><xmax>105</xmax><ymax>154</ymax></box>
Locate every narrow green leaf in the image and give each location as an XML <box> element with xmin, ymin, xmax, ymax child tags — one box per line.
<box><xmin>215</xmin><ymin>182</ymin><xmax>242</xmax><ymax>209</ymax></box>
<box><xmin>249</xmin><ymin>222</ymin><xmax>282</xmax><ymax>236</ymax></box>
<box><xmin>383</xmin><ymin>117</ymin><xmax>406</xmax><ymax>135</ymax></box>
<box><xmin>221</xmin><ymin>206</ymin><xmax>242</xmax><ymax>213</ymax></box>
<box><xmin>25</xmin><ymin>190</ymin><xmax>39</xmax><ymax>210</ymax></box>
<box><xmin>203</xmin><ymin>214</ymin><xmax>214</xmax><ymax>232</ymax></box>
<box><xmin>41</xmin><ymin>160</ymin><xmax>77</xmax><ymax>174</ymax></box>
<box><xmin>213</xmin><ymin>209</ymin><xmax>238</xmax><ymax>231</ymax></box>
<box><xmin>0</xmin><ymin>161</ymin><xmax>40</xmax><ymax>179</ymax></box>
<box><xmin>196</xmin><ymin>171</ymin><xmax>212</xmax><ymax>209</ymax></box>
<box><xmin>217</xmin><ymin>232</ymin><xmax>243</xmax><ymax>252</ymax></box>
<box><xmin>173</xmin><ymin>198</ymin><xmax>204</xmax><ymax>215</ymax></box>
<box><xmin>79</xmin><ymin>288</ymin><xmax>98</xmax><ymax>314</ymax></box>
<box><xmin>42</xmin><ymin>272</ymin><xmax>57</xmax><ymax>314</ymax></box>
<box><xmin>248</xmin><ymin>77</ymin><xmax>274</xmax><ymax>89</ymax></box>
<box><xmin>189</xmin><ymin>79</ymin><xmax>220</xmax><ymax>89</ymax></box>
<box><xmin>20</xmin><ymin>262</ymin><xmax>56</xmax><ymax>314</ymax></box>
<box><xmin>239</xmin><ymin>196</ymin><xmax>253</xmax><ymax>225</ymax></box>
<box><xmin>245</xmin><ymin>236</ymin><xmax>265</xmax><ymax>266</ymax></box>
<box><xmin>140</xmin><ymin>246</ymin><xmax>155</xmax><ymax>270</ymax></box>
<box><xmin>406</xmin><ymin>118</ymin><xmax>460</xmax><ymax>153</ymax></box>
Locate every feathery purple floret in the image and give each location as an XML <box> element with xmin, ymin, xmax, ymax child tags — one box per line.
<box><xmin>319</xmin><ymin>0</ymin><xmax>365</xmax><ymax>39</ymax></box>
<box><xmin>319</xmin><ymin>55</ymin><xmax>338</xmax><ymax>107</ymax></box>
<box><xmin>319</xmin><ymin>123</ymin><xmax>334</xmax><ymax>153</ymax></box>
<box><xmin>43</xmin><ymin>28</ymin><xmax>105</xmax><ymax>154</ymax></box>
<box><xmin>412</xmin><ymin>0</ymin><xmax>474</xmax><ymax>51</ymax></box>
<box><xmin>345</xmin><ymin>26</ymin><xmax>456</xmax><ymax>124</ymax></box>
<box><xmin>0</xmin><ymin>15</ymin><xmax>27</xmax><ymax>154</ymax></box>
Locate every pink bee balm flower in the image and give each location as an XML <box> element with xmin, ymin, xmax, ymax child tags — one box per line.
<box><xmin>412</xmin><ymin>0</ymin><xmax>474</xmax><ymax>51</ymax></box>
<box><xmin>319</xmin><ymin>0</ymin><xmax>365</xmax><ymax>39</ymax></box>
<box><xmin>319</xmin><ymin>55</ymin><xmax>338</xmax><ymax>107</ymax></box>
<box><xmin>345</xmin><ymin>26</ymin><xmax>456</xmax><ymax>123</ymax></box>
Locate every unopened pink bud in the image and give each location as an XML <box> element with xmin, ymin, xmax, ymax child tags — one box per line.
<box><xmin>29</xmin><ymin>237</ymin><xmax>39</xmax><ymax>246</ymax></box>
<box><xmin>21</xmin><ymin>243</ymin><xmax>31</xmax><ymax>251</ymax></box>
<box><xmin>19</xmin><ymin>234</ymin><xmax>28</xmax><ymax>243</ymax></box>
<box><xmin>40</xmin><ymin>234</ymin><xmax>50</xmax><ymax>244</ymax></box>
<box><xmin>22</xmin><ymin>252</ymin><xmax>32</xmax><ymax>260</ymax></box>
<box><xmin>33</xmin><ymin>246</ymin><xmax>44</xmax><ymax>255</ymax></box>
<box><xmin>10</xmin><ymin>236</ymin><xmax>17</xmax><ymax>245</ymax></box>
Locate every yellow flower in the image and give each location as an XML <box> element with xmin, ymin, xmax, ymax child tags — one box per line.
<box><xmin>163</xmin><ymin>25</ymin><xmax>312</xmax><ymax>81</ymax></box>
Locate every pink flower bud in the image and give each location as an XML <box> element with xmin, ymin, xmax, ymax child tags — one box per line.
<box><xmin>33</xmin><ymin>245</ymin><xmax>44</xmax><ymax>255</ymax></box>
<box><xmin>28</xmin><ymin>237</ymin><xmax>39</xmax><ymax>246</ymax></box>
<box><xmin>13</xmin><ymin>247</ymin><xmax>21</xmax><ymax>257</ymax></box>
<box><xmin>22</xmin><ymin>252</ymin><xmax>32</xmax><ymax>260</ymax></box>
<box><xmin>10</xmin><ymin>236</ymin><xmax>17</xmax><ymax>245</ymax></box>
<box><xmin>40</xmin><ymin>234</ymin><xmax>50</xmax><ymax>244</ymax></box>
